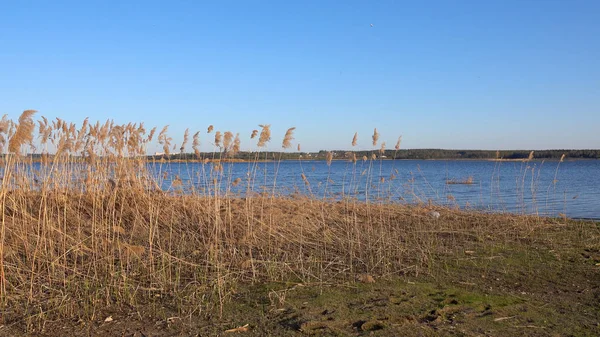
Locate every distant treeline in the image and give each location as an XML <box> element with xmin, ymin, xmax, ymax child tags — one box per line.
<box><xmin>16</xmin><ymin>149</ymin><xmax>600</xmax><ymax>162</ymax></box>
<box><xmin>146</xmin><ymin>149</ymin><xmax>600</xmax><ymax>161</ymax></box>
<box><xmin>386</xmin><ymin>149</ymin><xmax>600</xmax><ymax>160</ymax></box>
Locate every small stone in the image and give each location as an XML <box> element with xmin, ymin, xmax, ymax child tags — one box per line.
<box><xmin>357</xmin><ymin>274</ymin><xmax>376</xmax><ymax>283</ymax></box>
<box><xmin>428</xmin><ymin>211</ymin><xmax>440</xmax><ymax>219</ymax></box>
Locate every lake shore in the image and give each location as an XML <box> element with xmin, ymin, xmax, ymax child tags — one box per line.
<box><xmin>1</xmin><ymin>191</ymin><xmax>598</xmax><ymax>336</ymax></box>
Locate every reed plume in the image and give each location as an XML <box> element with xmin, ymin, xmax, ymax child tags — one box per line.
<box><xmin>380</xmin><ymin>142</ymin><xmax>386</xmax><ymax>155</ymax></box>
<box><xmin>326</xmin><ymin>151</ymin><xmax>333</xmax><ymax>166</ymax></box>
<box><xmin>37</xmin><ymin>120</ymin><xmax>45</xmax><ymax>136</ymax></box>
<box><xmin>527</xmin><ymin>151</ymin><xmax>534</xmax><ymax>161</ymax></box>
<box><xmin>352</xmin><ymin>132</ymin><xmax>358</xmax><ymax>146</ymax></box>
<box><xmin>372</xmin><ymin>128</ymin><xmax>379</xmax><ymax>146</ymax></box>
<box><xmin>147</xmin><ymin>127</ymin><xmax>157</xmax><ymax>142</ymax></box>
<box><xmin>215</xmin><ymin>131</ymin><xmax>222</xmax><ymax>148</ymax></box>
<box><xmin>137</xmin><ymin>122</ymin><xmax>145</xmax><ymax>135</ymax></box>
<box><xmin>344</xmin><ymin>152</ymin><xmax>357</xmax><ymax>163</ymax></box>
<box><xmin>158</xmin><ymin>125</ymin><xmax>169</xmax><ymax>141</ymax></box>
<box><xmin>126</xmin><ymin>127</ymin><xmax>140</xmax><ymax>155</ymax></box>
<box><xmin>0</xmin><ymin>114</ymin><xmax>12</xmax><ymax>153</ymax></box>
<box><xmin>158</xmin><ymin>125</ymin><xmax>171</xmax><ymax>155</ymax></box>
<box><xmin>560</xmin><ymin>154</ymin><xmax>565</xmax><ymax>162</ymax></box>
<box><xmin>180</xmin><ymin>128</ymin><xmax>189</xmax><ymax>153</ymax></box>
<box><xmin>301</xmin><ymin>173</ymin><xmax>309</xmax><ymax>185</ymax></box>
<box><xmin>394</xmin><ymin>136</ymin><xmax>402</xmax><ymax>150</ymax></box>
<box><xmin>251</xmin><ymin>130</ymin><xmax>258</xmax><ymax>139</ymax></box>
<box><xmin>40</xmin><ymin>126</ymin><xmax>52</xmax><ymax>146</ymax></box>
<box><xmin>8</xmin><ymin>109</ymin><xmax>37</xmax><ymax>155</ymax></box>
<box><xmin>223</xmin><ymin>131</ymin><xmax>233</xmax><ymax>150</ymax></box>
<box><xmin>297</xmin><ymin>144</ymin><xmax>301</xmax><ymax>152</ymax></box>
<box><xmin>192</xmin><ymin>131</ymin><xmax>201</xmax><ymax>158</ymax></box>
<box><xmin>232</xmin><ymin>133</ymin><xmax>241</xmax><ymax>155</ymax></box>
<box><xmin>257</xmin><ymin>124</ymin><xmax>271</xmax><ymax>147</ymax></box>
<box><xmin>282</xmin><ymin>127</ymin><xmax>295</xmax><ymax>149</ymax></box>
<box><xmin>207</xmin><ymin>125</ymin><xmax>214</xmax><ymax>133</ymax></box>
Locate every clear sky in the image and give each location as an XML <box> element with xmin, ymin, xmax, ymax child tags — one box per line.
<box><xmin>1</xmin><ymin>0</ymin><xmax>599</xmax><ymax>152</ymax></box>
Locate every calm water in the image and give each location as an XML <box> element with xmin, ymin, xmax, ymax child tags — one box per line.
<box><xmin>6</xmin><ymin>160</ymin><xmax>600</xmax><ymax>219</ymax></box>
<box><xmin>150</xmin><ymin>159</ymin><xmax>600</xmax><ymax>220</ymax></box>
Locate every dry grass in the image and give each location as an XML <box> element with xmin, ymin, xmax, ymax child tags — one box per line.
<box><xmin>282</xmin><ymin>127</ymin><xmax>295</xmax><ymax>149</ymax></box>
<box><xmin>257</xmin><ymin>124</ymin><xmax>271</xmax><ymax>147</ymax></box>
<box><xmin>0</xmin><ymin>111</ymin><xmax>587</xmax><ymax>333</ymax></box>
<box><xmin>394</xmin><ymin>136</ymin><xmax>402</xmax><ymax>150</ymax></box>
<box><xmin>372</xmin><ymin>128</ymin><xmax>379</xmax><ymax>146</ymax></box>
<box><xmin>8</xmin><ymin>109</ymin><xmax>36</xmax><ymax>155</ymax></box>
<box><xmin>326</xmin><ymin>151</ymin><xmax>333</xmax><ymax>166</ymax></box>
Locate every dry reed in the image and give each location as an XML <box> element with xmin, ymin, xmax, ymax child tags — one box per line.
<box><xmin>528</xmin><ymin>151</ymin><xmax>534</xmax><ymax>161</ymax></box>
<box><xmin>257</xmin><ymin>124</ymin><xmax>271</xmax><ymax>147</ymax></box>
<box><xmin>193</xmin><ymin>131</ymin><xmax>201</xmax><ymax>158</ymax></box>
<box><xmin>215</xmin><ymin>131</ymin><xmax>222</xmax><ymax>148</ymax></box>
<box><xmin>301</xmin><ymin>173</ymin><xmax>309</xmax><ymax>185</ymax></box>
<box><xmin>326</xmin><ymin>151</ymin><xmax>333</xmax><ymax>166</ymax></box>
<box><xmin>282</xmin><ymin>127</ymin><xmax>295</xmax><ymax>149</ymax></box>
<box><xmin>395</xmin><ymin>136</ymin><xmax>402</xmax><ymax>150</ymax></box>
<box><xmin>180</xmin><ymin>128</ymin><xmax>189</xmax><ymax>153</ymax></box>
<box><xmin>231</xmin><ymin>133</ymin><xmax>241</xmax><ymax>155</ymax></box>
<box><xmin>8</xmin><ymin>110</ymin><xmax>36</xmax><ymax>155</ymax></box>
<box><xmin>223</xmin><ymin>131</ymin><xmax>233</xmax><ymax>150</ymax></box>
<box><xmin>372</xmin><ymin>128</ymin><xmax>379</xmax><ymax>147</ymax></box>
<box><xmin>0</xmin><ymin>112</ymin><xmax>576</xmax><ymax>335</ymax></box>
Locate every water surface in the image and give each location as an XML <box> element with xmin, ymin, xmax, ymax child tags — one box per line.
<box><xmin>150</xmin><ymin>159</ymin><xmax>600</xmax><ymax>219</ymax></box>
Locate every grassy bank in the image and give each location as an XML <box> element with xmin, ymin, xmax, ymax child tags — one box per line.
<box><xmin>1</xmin><ymin>191</ymin><xmax>598</xmax><ymax>336</ymax></box>
<box><xmin>0</xmin><ymin>111</ymin><xmax>599</xmax><ymax>335</ymax></box>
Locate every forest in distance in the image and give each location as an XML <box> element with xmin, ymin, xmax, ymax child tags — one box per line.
<box><xmin>19</xmin><ymin>148</ymin><xmax>600</xmax><ymax>161</ymax></box>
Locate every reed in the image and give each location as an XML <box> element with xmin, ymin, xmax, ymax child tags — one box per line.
<box><xmin>372</xmin><ymin>128</ymin><xmax>379</xmax><ymax>146</ymax></box>
<box><xmin>8</xmin><ymin>109</ymin><xmax>36</xmax><ymax>155</ymax></box>
<box><xmin>394</xmin><ymin>136</ymin><xmax>402</xmax><ymax>150</ymax></box>
<box><xmin>0</xmin><ymin>111</ymin><xmax>583</xmax><ymax>334</ymax></box>
<box><xmin>257</xmin><ymin>124</ymin><xmax>271</xmax><ymax>147</ymax></box>
<box><xmin>282</xmin><ymin>127</ymin><xmax>295</xmax><ymax>149</ymax></box>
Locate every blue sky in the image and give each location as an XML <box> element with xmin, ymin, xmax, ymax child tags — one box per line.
<box><xmin>1</xmin><ymin>0</ymin><xmax>599</xmax><ymax>152</ymax></box>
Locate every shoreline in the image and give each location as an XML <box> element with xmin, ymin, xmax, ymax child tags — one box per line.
<box><xmin>13</xmin><ymin>157</ymin><xmax>599</xmax><ymax>163</ymax></box>
<box><xmin>2</xmin><ymin>191</ymin><xmax>598</xmax><ymax>335</ymax></box>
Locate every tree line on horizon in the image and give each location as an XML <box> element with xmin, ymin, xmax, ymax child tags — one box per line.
<box><xmin>14</xmin><ymin>148</ymin><xmax>600</xmax><ymax>161</ymax></box>
<box><xmin>149</xmin><ymin>148</ymin><xmax>600</xmax><ymax>161</ymax></box>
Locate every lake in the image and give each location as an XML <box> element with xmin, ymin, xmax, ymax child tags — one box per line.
<box><xmin>149</xmin><ymin>159</ymin><xmax>600</xmax><ymax>220</ymax></box>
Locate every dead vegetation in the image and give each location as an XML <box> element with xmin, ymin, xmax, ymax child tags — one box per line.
<box><xmin>0</xmin><ymin>111</ymin><xmax>598</xmax><ymax>335</ymax></box>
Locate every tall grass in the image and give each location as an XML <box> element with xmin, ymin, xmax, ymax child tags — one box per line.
<box><xmin>0</xmin><ymin>111</ymin><xmax>569</xmax><ymax>331</ymax></box>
